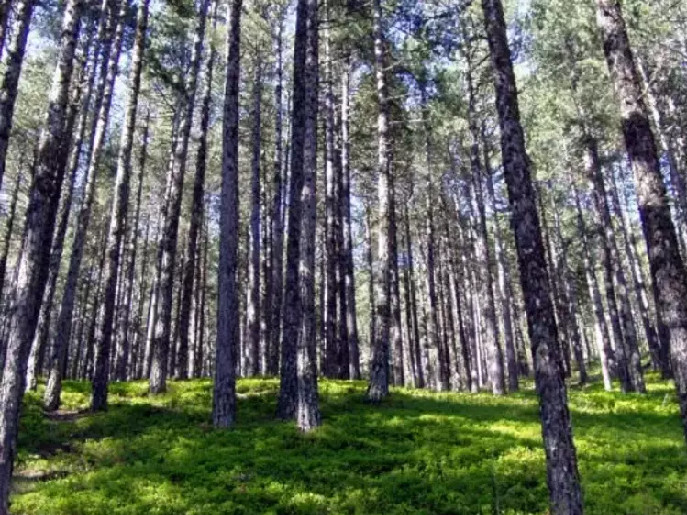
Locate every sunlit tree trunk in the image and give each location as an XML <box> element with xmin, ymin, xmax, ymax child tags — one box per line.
<box><xmin>482</xmin><ymin>0</ymin><xmax>583</xmax><ymax>511</ymax></box>
<box><xmin>150</xmin><ymin>0</ymin><xmax>209</xmax><ymax>394</ymax></box>
<box><xmin>367</xmin><ymin>0</ymin><xmax>392</xmax><ymax>402</ymax></box>
<box><xmin>46</xmin><ymin>0</ymin><xmax>126</xmax><ymax>411</ymax></box>
<box><xmin>0</xmin><ymin>0</ymin><xmax>35</xmax><ymax>193</ymax></box>
<box><xmin>213</xmin><ymin>0</ymin><xmax>242</xmax><ymax>427</ymax></box>
<box><xmin>91</xmin><ymin>0</ymin><xmax>150</xmax><ymax>410</ymax></box>
<box><xmin>0</xmin><ymin>0</ymin><xmax>83</xmax><ymax>506</ymax></box>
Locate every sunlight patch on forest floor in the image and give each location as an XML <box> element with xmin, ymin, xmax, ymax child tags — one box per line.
<box><xmin>9</xmin><ymin>373</ymin><xmax>687</xmax><ymax>514</ymax></box>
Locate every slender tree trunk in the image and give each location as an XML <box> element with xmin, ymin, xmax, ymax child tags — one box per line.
<box><xmin>27</xmin><ymin>34</ymin><xmax>95</xmax><ymax>391</ymax></box>
<box><xmin>574</xmin><ymin>188</ymin><xmax>615</xmax><ymax>390</ymax></box>
<box><xmin>0</xmin><ymin>173</ymin><xmax>20</xmax><ymax>302</ymax></box>
<box><xmin>610</xmin><ymin>167</ymin><xmax>662</xmax><ymax>372</ymax></box>
<box><xmin>549</xmin><ymin>190</ymin><xmax>588</xmax><ymax>384</ymax></box>
<box><xmin>115</xmin><ymin>113</ymin><xmax>149</xmax><ymax>381</ymax></box>
<box><xmin>246</xmin><ymin>58</ymin><xmax>262</xmax><ymax>378</ymax></box>
<box><xmin>596</xmin><ymin>0</ymin><xmax>687</xmax><ymax>441</ymax></box>
<box><xmin>482</xmin><ymin>0</ymin><xmax>583</xmax><ymax>512</ymax></box>
<box><xmin>269</xmin><ymin>12</ymin><xmax>286</xmax><ymax>378</ymax></box>
<box><xmin>0</xmin><ymin>0</ymin><xmax>83</xmax><ymax>507</ymax></box>
<box><xmin>390</xmin><ymin>181</ymin><xmax>404</xmax><ymax>387</ymax></box>
<box><xmin>277</xmin><ymin>0</ymin><xmax>312</xmax><ymax>420</ymax></box>
<box><xmin>367</xmin><ymin>0</ymin><xmax>391</xmax><ymax>402</ymax></box>
<box><xmin>0</xmin><ymin>0</ymin><xmax>11</xmax><ymax>60</ymax></box>
<box><xmin>485</xmin><ymin>151</ymin><xmax>519</xmax><ymax>391</ymax></box>
<box><xmin>179</xmin><ymin>9</ymin><xmax>216</xmax><ymax>380</ymax></box>
<box><xmin>584</xmin><ymin>136</ymin><xmax>633</xmax><ymax>392</ymax></box>
<box><xmin>0</xmin><ymin>0</ymin><xmax>35</xmax><ymax>193</ymax></box>
<box><xmin>90</xmin><ymin>0</ymin><xmax>150</xmax><ymax>410</ymax></box>
<box><xmin>150</xmin><ymin>0</ymin><xmax>209</xmax><ymax>394</ymax></box>
<box><xmin>45</xmin><ymin>0</ymin><xmax>126</xmax><ymax>411</ymax></box>
<box><xmin>340</xmin><ymin>59</ymin><xmax>360</xmax><ymax>379</ymax></box>
<box><xmin>420</xmin><ymin>83</ymin><xmax>448</xmax><ymax>392</ymax></box>
<box><xmin>213</xmin><ymin>0</ymin><xmax>242</xmax><ymax>427</ymax></box>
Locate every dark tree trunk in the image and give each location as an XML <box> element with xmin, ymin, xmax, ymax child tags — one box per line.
<box><xmin>340</xmin><ymin>59</ymin><xmax>360</xmax><ymax>379</ymax></box>
<box><xmin>574</xmin><ymin>188</ymin><xmax>615</xmax><ymax>390</ymax></box>
<box><xmin>596</xmin><ymin>0</ymin><xmax>687</xmax><ymax>442</ymax></box>
<box><xmin>179</xmin><ymin>8</ymin><xmax>216</xmax><ymax>380</ymax></box>
<box><xmin>0</xmin><ymin>0</ymin><xmax>35</xmax><ymax>193</ymax></box>
<box><xmin>46</xmin><ymin>0</ymin><xmax>126</xmax><ymax>411</ymax></box>
<box><xmin>367</xmin><ymin>0</ymin><xmax>391</xmax><ymax>402</ymax></box>
<box><xmin>91</xmin><ymin>0</ymin><xmax>150</xmax><ymax>410</ymax></box>
<box><xmin>0</xmin><ymin>0</ymin><xmax>83</xmax><ymax>507</ymax></box>
<box><xmin>150</xmin><ymin>0</ymin><xmax>209</xmax><ymax>394</ymax></box>
<box><xmin>213</xmin><ymin>0</ymin><xmax>242</xmax><ymax>427</ymax></box>
<box><xmin>277</xmin><ymin>0</ymin><xmax>312</xmax><ymax>420</ymax></box>
<box><xmin>295</xmin><ymin>0</ymin><xmax>321</xmax><ymax>431</ymax></box>
<box><xmin>482</xmin><ymin>0</ymin><xmax>583</xmax><ymax>512</ymax></box>
<box><xmin>246</xmin><ymin>58</ymin><xmax>263</xmax><ymax>378</ymax></box>
<box><xmin>269</xmin><ymin>11</ymin><xmax>286</xmax><ymax>377</ymax></box>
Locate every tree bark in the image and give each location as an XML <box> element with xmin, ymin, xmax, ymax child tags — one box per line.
<box><xmin>340</xmin><ymin>59</ymin><xmax>360</xmax><ymax>379</ymax></box>
<box><xmin>46</xmin><ymin>0</ymin><xmax>126</xmax><ymax>411</ymax></box>
<box><xmin>596</xmin><ymin>0</ymin><xmax>687</xmax><ymax>441</ymax></box>
<box><xmin>574</xmin><ymin>188</ymin><xmax>615</xmax><ymax>391</ymax></box>
<box><xmin>295</xmin><ymin>0</ymin><xmax>320</xmax><ymax>431</ymax></box>
<box><xmin>0</xmin><ymin>0</ymin><xmax>35</xmax><ymax>193</ymax></box>
<box><xmin>213</xmin><ymin>0</ymin><xmax>242</xmax><ymax>427</ymax></box>
<box><xmin>150</xmin><ymin>0</ymin><xmax>209</xmax><ymax>394</ymax></box>
<box><xmin>367</xmin><ymin>0</ymin><xmax>391</xmax><ymax>402</ymax></box>
<box><xmin>246</xmin><ymin>58</ymin><xmax>263</xmax><ymax>378</ymax></box>
<box><xmin>91</xmin><ymin>0</ymin><xmax>150</xmax><ymax>410</ymax></box>
<box><xmin>482</xmin><ymin>0</ymin><xmax>583</xmax><ymax>512</ymax></box>
<box><xmin>0</xmin><ymin>0</ymin><xmax>83</xmax><ymax>507</ymax></box>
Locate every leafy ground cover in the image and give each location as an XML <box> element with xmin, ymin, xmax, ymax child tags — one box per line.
<box><xmin>9</xmin><ymin>374</ymin><xmax>687</xmax><ymax>514</ymax></box>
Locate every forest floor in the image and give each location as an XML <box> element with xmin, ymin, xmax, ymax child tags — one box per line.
<box><xmin>9</xmin><ymin>373</ymin><xmax>687</xmax><ymax>514</ymax></box>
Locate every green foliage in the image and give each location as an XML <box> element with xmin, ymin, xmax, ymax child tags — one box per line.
<box><xmin>10</xmin><ymin>375</ymin><xmax>687</xmax><ymax>514</ymax></box>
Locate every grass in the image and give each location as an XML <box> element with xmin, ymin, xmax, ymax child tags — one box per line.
<box><xmin>9</xmin><ymin>373</ymin><xmax>687</xmax><ymax>514</ymax></box>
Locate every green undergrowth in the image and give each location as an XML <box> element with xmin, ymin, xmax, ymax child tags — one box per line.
<box><xmin>9</xmin><ymin>373</ymin><xmax>687</xmax><ymax>514</ymax></box>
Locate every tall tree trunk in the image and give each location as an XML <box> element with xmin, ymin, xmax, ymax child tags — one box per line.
<box><xmin>609</xmin><ymin>166</ymin><xmax>662</xmax><ymax>372</ymax></box>
<box><xmin>574</xmin><ymin>188</ymin><xmax>615</xmax><ymax>390</ymax></box>
<box><xmin>340</xmin><ymin>59</ymin><xmax>360</xmax><ymax>379</ymax></box>
<box><xmin>213</xmin><ymin>0</ymin><xmax>242</xmax><ymax>427</ymax></box>
<box><xmin>115</xmin><ymin>113</ymin><xmax>149</xmax><ymax>381</ymax></box>
<box><xmin>91</xmin><ymin>0</ymin><xmax>150</xmax><ymax>410</ymax></box>
<box><xmin>246</xmin><ymin>58</ymin><xmax>262</xmax><ymax>378</ymax></box>
<box><xmin>584</xmin><ymin>136</ymin><xmax>633</xmax><ymax>392</ymax></box>
<box><xmin>467</xmin><ymin>98</ymin><xmax>505</xmax><ymax>394</ymax></box>
<box><xmin>367</xmin><ymin>0</ymin><xmax>391</xmax><ymax>402</ymax></box>
<box><xmin>27</xmin><ymin>32</ymin><xmax>96</xmax><ymax>391</ymax></box>
<box><xmin>269</xmin><ymin>11</ymin><xmax>286</xmax><ymax>377</ymax></box>
<box><xmin>596</xmin><ymin>0</ymin><xmax>687</xmax><ymax>441</ymax></box>
<box><xmin>0</xmin><ymin>0</ymin><xmax>83</xmax><ymax>507</ymax></box>
<box><xmin>420</xmin><ymin>83</ymin><xmax>448</xmax><ymax>392</ymax></box>
<box><xmin>295</xmin><ymin>0</ymin><xmax>320</xmax><ymax>431</ymax></box>
<box><xmin>549</xmin><ymin>189</ymin><xmax>587</xmax><ymax>384</ymax></box>
<box><xmin>45</xmin><ymin>0</ymin><xmax>126</xmax><ymax>411</ymax></box>
<box><xmin>482</xmin><ymin>0</ymin><xmax>583</xmax><ymax>512</ymax></box>
<box><xmin>179</xmin><ymin>7</ymin><xmax>216</xmax><ymax>381</ymax></box>
<box><xmin>0</xmin><ymin>0</ymin><xmax>35</xmax><ymax>193</ymax></box>
<box><xmin>0</xmin><ymin>173</ymin><xmax>20</xmax><ymax>302</ymax></box>
<box><xmin>323</xmin><ymin>8</ymin><xmax>338</xmax><ymax>379</ymax></box>
<box><xmin>390</xmin><ymin>180</ymin><xmax>404</xmax><ymax>387</ymax></box>
<box><xmin>485</xmin><ymin>149</ymin><xmax>519</xmax><ymax>391</ymax></box>
<box><xmin>149</xmin><ymin>0</ymin><xmax>209</xmax><ymax>394</ymax></box>
<box><xmin>278</xmin><ymin>0</ymin><xmax>312</xmax><ymax>419</ymax></box>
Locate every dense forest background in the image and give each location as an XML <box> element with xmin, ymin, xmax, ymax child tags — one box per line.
<box><xmin>1</xmin><ymin>0</ymin><xmax>687</xmax><ymax>513</ymax></box>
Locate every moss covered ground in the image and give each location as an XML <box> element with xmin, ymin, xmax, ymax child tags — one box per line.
<box><xmin>9</xmin><ymin>374</ymin><xmax>687</xmax><ymax>514</ymax></box>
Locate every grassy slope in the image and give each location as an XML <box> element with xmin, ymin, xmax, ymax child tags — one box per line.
<box><xmin>9</xmin><ymin>374</ymin><xmax>687</xmax><ymax>515</ymax></box>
